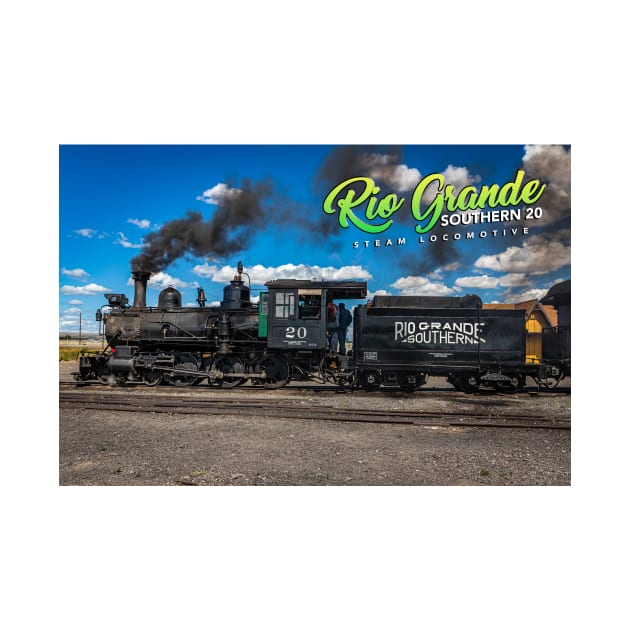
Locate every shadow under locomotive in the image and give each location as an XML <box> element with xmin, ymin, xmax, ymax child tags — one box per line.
<box><xmin>74</xmin><ymin>263</ymin><xmax>570</xmax><ymax>393</ymax></box>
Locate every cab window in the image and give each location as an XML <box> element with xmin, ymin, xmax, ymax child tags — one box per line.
<box><xmin>274</xmin><ymin>291</ymin><xmax>295</xmax><ymax>319</ymax></box>
<box><xmin>298</xmin><ymin>289</ymin><xmax>321</xmax><ymax>319</ymax></box>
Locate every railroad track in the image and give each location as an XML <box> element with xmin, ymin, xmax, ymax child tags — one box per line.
<box><xmin>59</xmin><ymin>379</ymin><xmax>571</xmax><ymax>396</ymax></box>
<box><xmin>59</xmin><ymin>391</ymin><xmax>571</xmax><ymax>430</ymax></box>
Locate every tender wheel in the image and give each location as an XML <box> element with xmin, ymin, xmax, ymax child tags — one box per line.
<box><xmin>359</xmin><ymin>369</ymin><xmax>381</xmax><ymax>391</ymax></box>
<box><xmin>449</xmin><ymin>374</ymin><xmax>479</xmax><ymax>393</ymax></box>
<box><xmin>398</xmin><ymin>372</ymin><xmax>419</xmax><ymax>392</ymax></box>
<box><xmin>215</xmin><ymin>355</ymin><xmax>246</xmax><ymax>389</ymax></box>
<box><xmin>493</xmin><ymin>375</ymin><xmax>524</xmax><ymax>392</ymax></box>
<box><xmin>256</xmin><ymin>355</ymin><xmax>289</xmax><ymax>389</ymax></box>
<box><xmin>535</xmin><ymin>371</ymin><xmax>564</xmax><ymax>390</ymax></box>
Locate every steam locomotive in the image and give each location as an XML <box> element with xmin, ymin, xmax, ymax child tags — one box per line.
<box><xmin>74</xmin><ymin>263</ymin><xmax>570</xmax><ymax>392</ymax></box>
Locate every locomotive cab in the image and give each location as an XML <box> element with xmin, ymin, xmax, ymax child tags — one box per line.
<box><xmin>264</xmin><ymin>279</ymin><xmax>367</xmax><ymax>351</ymax></box>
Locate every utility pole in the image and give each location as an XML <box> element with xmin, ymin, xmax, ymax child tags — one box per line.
<box><xmin>79</xmin><ymin>312</ymin><xmax>82</xmax><ymax>345</ymax></box>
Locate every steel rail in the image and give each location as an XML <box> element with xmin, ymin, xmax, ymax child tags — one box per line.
<box><xmin>59</xmin><ymin>379</ymin><xmax>571</xmax><ymax>396</ymax></box>
<box><xmin>59</xmin><ymin>392</ymin><xmax>570</xmax><ymax>430</ymax></box>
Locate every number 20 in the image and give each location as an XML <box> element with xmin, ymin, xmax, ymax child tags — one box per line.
<box><xmin>286</xmin><ymin>326</ymin><xmax>307</xmax><ymax>339</ymax></box>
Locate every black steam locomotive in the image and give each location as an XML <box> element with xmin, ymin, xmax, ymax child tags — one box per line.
<box><xmin>75</xmin><ymin>263</ymin><xmax>569</xmax><ymax>392</ymax></box>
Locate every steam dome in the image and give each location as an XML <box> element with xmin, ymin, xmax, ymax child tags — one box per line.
<box><xmin>158</xmin><ymin>286</ymin><xmax>182</xmax><ymax>309</ymax></box>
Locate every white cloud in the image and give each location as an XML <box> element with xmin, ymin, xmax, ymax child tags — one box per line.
<box><xmin>442</xmin><ymin>164</ymin><xmax>481</xmax><ymax>190</ymax></box>
<box><xmin>390</xmin><ymin>276</ymin><xmax>453</xmax><ymax>296</ymax></box>
<box><xmin>417</xmin><ymin>164</ymin><xmax>482</xmax><ymax>206</ymax></box>
<box><xmin>74</xmin><ymin>228</ymin><xmax>97</xmax><ymax>238</ymax></box>
<box><xmin>59</xmin><ymin>316</ymin><xmax>79</xmax><ymax>328</ymax></box>
<box><xmin>183</xmin><ymin>295</ymin><xmax>260</xmax><ymax>307</ymax></box>
<box><xmin>192</xmin><ymin>262</ymin><xmax>373</xmax><ymax>285</ymax></box>
<box><xmin>61</xmin><ymin>267</ymin><xmax>89</xmax><ymax>279</ymax></box>
<box><xmin>501</xmin><ymin>287</ymin><xmax>550</xmax><ymax>303</ymax></box>
<box><xmin>428</xmin><ymin>262</ymin><xmax>460</xmax><ymax>280</ymax></box>
<box><xmin>127</xmin><ymin>218</ymin><xmax>151</xmax><ymax>229</ymax></box>
<box><xmin>474</xmin><ymin>235</ymin><xmax>571</xmax><ymax>275</ymax></box>
<box><xmin>522</xmin><ymin>145</ymin><xmax>571</xmax><ymax>226</ymax></box>
<box><xmin>125</xmin><ymin>271</ymin><xmax>196</xmax><ymax>291</ymax></box>
<box><xmin>442</xmin><ymin>261</ymin><xmax>460</xmax><ymax>272</ymax></box>
<box><xmin>455</xmin><ymin>275</ymin><xmax>500</xmax><ymax>290</ymax></box>
<box><xmin>349</xmin><ymin>154</ymin><xmax>481</xmax><ymax>202</ymax></box>
<box><xmin>59</xmin><ymin>314</ymin><xmax>100</xmax><ymax>333</ymax></box>
<box><xmin>358</xmin><ymin>153</ymin><xmax>421</xmax><ymax>192</ymax></box>
<box><xmin>114</xmin><ymin>232</ymin><xmax>143</xmax><ymax>249</ymax></box>
<box><xmin>150</xmin><ymin>272</ymin><xmax>196</xmax><ymax>290</ymax></box>
<box><xmin>67</xmin><ymin>299</ymin><xmax>83</xmax><ymax>305</ymax></box>
<box><xmin>498</xmin><ymin>273</ymin><xmax>531</xmax><ymax>287</ymax></box>
<box><xmin>523</xmin><ymin>145</ymin><xmax>570</xmax><ymax>190</ymax></box>
<box><xmin>61</xmin><ymin>283</ymin><xmax>111</xmax><ymax>296</ymax></box>
<box><xmin>192</xmin><ymin>263</ymin><xmax>224</xmax><ymax>279</ymax></box>
<box><xmin>196</xmin><ymin>182</ymin><xmax>242</xmax><ymax>205</ymax></box>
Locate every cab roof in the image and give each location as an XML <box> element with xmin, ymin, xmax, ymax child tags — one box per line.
<box><xmin>265</xmin><ymin>279</ymin><xmax>367</xmax><ymax>300</ymax></box>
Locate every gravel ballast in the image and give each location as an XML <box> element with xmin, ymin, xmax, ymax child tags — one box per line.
<box><xmin>59</xmin><ymin>361</ymin><xmax>571</xmax><ymax>486</ymax></box>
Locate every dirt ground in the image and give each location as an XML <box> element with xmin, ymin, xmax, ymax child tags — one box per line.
<box><xmin>59</xmin><ymin>361</ymin><xmax>571</xmax><ymax>486</ymax></box>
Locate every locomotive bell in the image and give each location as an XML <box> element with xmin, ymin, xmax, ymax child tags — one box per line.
<box><xmin>158</xmin><ymin>286</ymin><xmax>182</xmax><ymax>309</ymax></box>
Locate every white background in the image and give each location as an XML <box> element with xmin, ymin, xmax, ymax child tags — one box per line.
<box><xmin>2</xmin><ymin>1</ymin><xmax>623</xmax><ymax>629</ymax></box>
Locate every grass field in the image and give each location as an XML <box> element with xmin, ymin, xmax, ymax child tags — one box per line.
<box><xmin>59</xmin><ymin>340</ymin><xmax>105</xmax><ymax>361</ymax></box>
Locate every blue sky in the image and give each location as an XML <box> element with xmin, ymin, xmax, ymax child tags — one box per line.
<box><xmin>59</xmin><ymin>144</ymin><xmax>571</xmax><ymax>333</ymax></box>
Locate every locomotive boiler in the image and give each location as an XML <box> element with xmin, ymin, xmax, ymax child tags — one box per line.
<box><xmin>78</xmin><ymin>263</ymin><xmax>264</xmax><ymax>386</ymax></box>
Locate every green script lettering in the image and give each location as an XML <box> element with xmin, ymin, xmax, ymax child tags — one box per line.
<box><xmin>323</xmin><ymin>177</ymin><xmax>404</xmax><ymax>234</ymax></box>
<box><xmin>411</xmin><ymin>169</ymin><xmax>546</xmax><ymax>234</ymax></box>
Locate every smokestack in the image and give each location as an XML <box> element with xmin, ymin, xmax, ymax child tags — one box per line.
<box><xmin>131</xmin><ymin>271</ymin><xmax>151</xmax><ymax>308</ymax></box>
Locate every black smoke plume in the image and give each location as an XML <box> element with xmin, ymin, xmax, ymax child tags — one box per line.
<box><xmin>131</xmin><ymin>179</ymin><xmax>274</xmax><ymax>273</ymax></box>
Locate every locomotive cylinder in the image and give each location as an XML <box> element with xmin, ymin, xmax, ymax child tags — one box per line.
<box><xmin>108</xmin><ymin>357</ymin><xmax>135</xmax><ymax>375</ymax></box>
